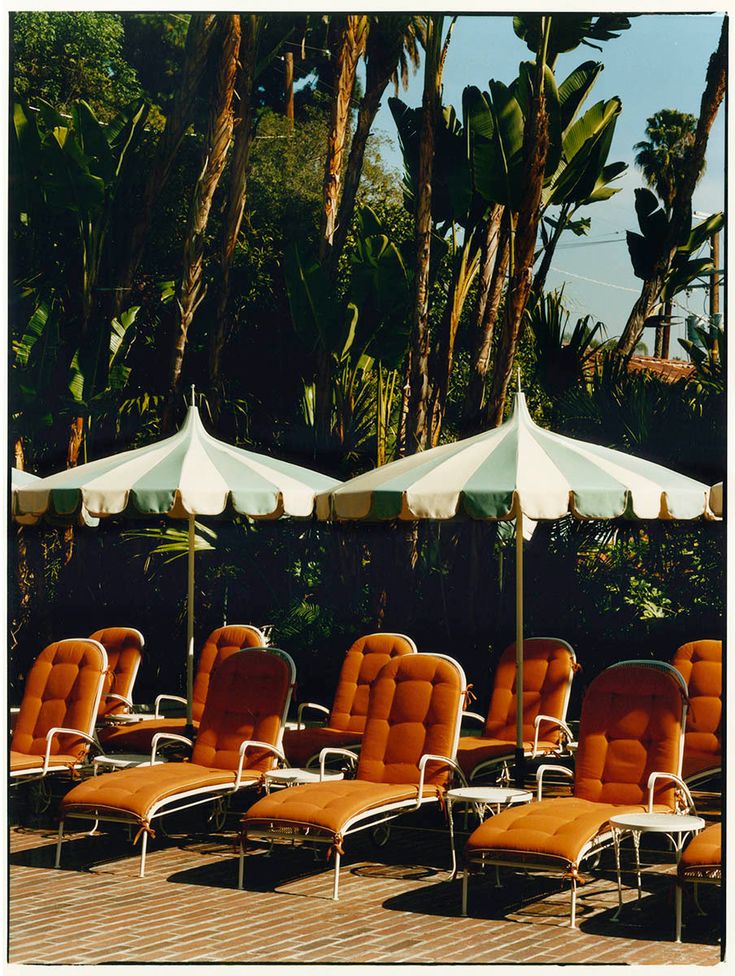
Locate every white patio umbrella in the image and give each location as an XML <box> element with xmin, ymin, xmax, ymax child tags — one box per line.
<box><xmin>317</xmin><ymin>386</ymin><xmax>716</xmax><ymax>780</ymax></box>
<box><xmin>13</xmin><ymin>392</ymin><xmax>340</xmax><ymax>725</ymax></box>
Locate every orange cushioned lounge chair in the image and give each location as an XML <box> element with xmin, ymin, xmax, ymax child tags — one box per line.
<box><xmin>10</xmin><ymin>639</ymin><xmax>108</xmax><ymax>784</ymax></box>
<box><xmin>675</xmin><ymin>823</ymin><xmax>721</xmax><ymax>943</ymax></box>
<box><xmin>91</xmin><ymin>627</ymin><xmax>145</xmax><ymax>721</ymax></box>
<box><xmin>457</xmin><ymin>637</ymin><xmax>577</xmax><ymax>782</ymax></box>
<box><xmin>282</xmin><ymin>632</ymin><xmax>417</xmax><ymax>768</ymax></box>
<box><xmin>463</xmin><ymin>660</ymin><xmax>690</xmax><ymax>927</ymax></box>
<box><xmin>671</xmin><ymin>640</ymin><xmax>721</xmax><ymax>787</ymax></box>
<box><xmin>241</xmin><ymin>652</ymin><xmax>467</xmax><ymax>901</ymax></box>
<box><xmin>56</xmin><ymin>646</ymin><xmax>295</xmax><ymax>877</ymax></box>
<box><xmin>97</xmin><ymin>624</ymin><xmax>265</xmax><ymax>752</ymax></box>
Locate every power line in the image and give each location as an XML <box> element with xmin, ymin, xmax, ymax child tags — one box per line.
<box><xmin>549</xmin><ymin>266</ymin><xmax>639</xmax><ymax>293</ymax></box>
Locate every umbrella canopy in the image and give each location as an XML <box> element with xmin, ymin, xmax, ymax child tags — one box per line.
<box><xmin>11</xmin><ymin>467</ymin><xmax>100</xmax><ymax>527</ymax></box>
<box><xmin>316</xmin><ymin>389</ymin><xmax>715</xmax><ymax>783</ymax></box>
<box><xmin>14</xmin><ymin>399</ymin><xmax>340</xmax><ymax>724</ymax></box>
<box><xmin>710</xmin><ymin>482</ymin><xmax>723</xmax><ymax>518</ymax></box>
<box><xmin>318</xmin><ymin>392</ymin><xmax>713</xmax><ymax>522</ymax></box>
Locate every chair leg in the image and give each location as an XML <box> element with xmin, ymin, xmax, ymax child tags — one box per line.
<box><xmin>238</xmin><ymin>836</ymin><xmax>245</xmax><ymax>890</ymax></box>
<box><xmin>570</xmin><ymin>876</ymin><xmax>577</xmax><ymax>928</ymax></box>
<box><xmin>139</xmin><ymin>831</ymin><xmax>148</xmax><ymax>878</ymax></box>
<box><xmin>332</xmin><ymin>850</ymin><xmax>341</xmax><ymax>901</ymax></box>
<box><xmin>675</xmin><ymin>881</ymin><xmax>683</xmax><ymax>943</ymax></box>
<box><xmin>461</xmin><ymin>868</ymin><xmax>469</xmax><ymax>917</ymax></box>
<box><xmin>54</xmin><ymin>820</ymin><xmax>64</xmax><ymax>869</ymax></box>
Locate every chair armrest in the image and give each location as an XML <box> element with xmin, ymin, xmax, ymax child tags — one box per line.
<box><xmin>43</xmin><ymin>727</ymin><xmax>99</xmax><ymax>774</ymax></box>
<box><xmin>296</xmin><ymin>701</ymin><xmax>330</xmax><ymax>730</ymax></box>
<box><xmin>461</xmin><ymin>711</ymin><xmax>486</xmax><ymax>726</ymax></box>
<box><xmin>236</xmin><ymin>740</ymin><xmax>287</xmax><ymax>789</ymax></box>
<box><xmin>416</xmin><ymin>754</ymin><xmax>467</xmax><ymax>809</ymax></box>
<box><xmin>105</xmin><ymin>692</ymin><xmax>133</xmax><ymax>709</ymax></box>
<box><xmin>154</xmin><ymin>694</ymin><xmax>187</xmax><ymax>718</ymax></box>
<box><xmin>646</xmin><ymin>771</ymin><xmax>696</xmax><ymax>814</ymax></box>
<box><xmin>150</xmin><ymin>732</ymin><xmax>193</xmax><ymax>764</ymax></box>
<box><xmin>532</xmin><ymin>715</ymin><xmax>575</xmax><ymax>757</ymax></box>
<box><xmin>319</xmin><ymin>747</ymin><xmax>359</xmax><ymax>779</ymax></box>
<box><xmin>536</xmin><ymin>763</ymin><xmax>574</xmax><ymax>800</ymax></box>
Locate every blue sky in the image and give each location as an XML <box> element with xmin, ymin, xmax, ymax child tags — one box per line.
<box><xmin>368</xmin><ymin>13</ymin><xmax>725</xmax><ymax>353</ymax></box>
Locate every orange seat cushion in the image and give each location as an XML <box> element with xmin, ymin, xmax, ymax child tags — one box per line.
<box><xmin>244</xmin><ymin>780</ymin><xmax>437</xmax><ymax>838</ymax></box>
<box><xmin>456</xmin><ymin>736</ymin><xmax>558</xmax><ymax>778</ymax></box>
<box><xmin>98</xmin><ymin>717</ymin><xmax>194</xmax><ymax>752</ymax></box>
<box><xmin>11</xmin><ymin>639</ymin><xmax>105</xmax><ymax>762</ymax></box>
<box><xmin>61</xmin><ymin>762</ymin><xmax>259</xmax><ymax>824</ymax></box>
<box><xmin>282</xmin><ymin>726</ymin><xmax>361</xmax><ymax>768</ymax></box>
<box><xmin>672</xmin><ymin>641</ymin><xmax>722</xmax><ymax>780</ymax></box>
<box><xmin>10</xmin><ymin>751</ymin><xmax>82</xmax><ymax>773</ymax></box>
<box><xmin>466</xmin><ymin>796</ymin><xmax>660</xmax><ymax>867</ymax></box>
<box><xmin>91</xmin><ymin>628</ymin><xmax>143</xmax><ymax>717</ymax></box>
<box><xmin>679</xmin><ymin>824</ymin><xmax>721</xmax><ymax>875</ymax></box>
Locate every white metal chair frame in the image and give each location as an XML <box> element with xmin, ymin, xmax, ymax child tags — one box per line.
<box><xmin>461</xmin><ymin>637</ymin><xmax>578</xmax><ymax>783</ymax></box>
<box><xmin>10</xmin><ymin>638</ymin><xmax>108</xmax><ymax>786</ymax></box>
<box><xmin>55</xmin><ymin>646</ymin><xmax>295</xmax><ymax>877</ymax></box>
<box><xmin>240</xmin><ymin>652</ymin><xmax>466</xmax><ymax>901</ymax></box>
<box><xmin>461</xmin><ymin>660</ymin><xmax>691</xmax><ymax>928</ymax></box>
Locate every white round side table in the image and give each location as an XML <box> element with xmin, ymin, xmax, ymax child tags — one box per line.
<box><xmin>609</xmin><ymin>812</ymin><xmax>705</xmax><ymax>918</ymax></box>
<box><xmin>264</xmin><ymin>767</ymin><xmax>344</xmax><ymax>792</ymax></box>
<box><xmin>446</xmin><ymin>785</ymin><xmax>533</xmax><ymax>878</ymax></box>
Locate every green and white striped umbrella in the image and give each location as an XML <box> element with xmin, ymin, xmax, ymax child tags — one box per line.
<box><xmin>316</xmin><ymin>389</ymin><xmax>716</xmax><ymax>781</ymax></box>
<box><xmin>14</xmin><ymin>398</ymin><xmax>339</xmax><ymax>724</ymax></box>
<box><xmin>317</xmin><ymin>392</ymin><xmax>713</xmax><ymax>522</ymax></box>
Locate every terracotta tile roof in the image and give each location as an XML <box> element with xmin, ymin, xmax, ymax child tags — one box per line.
<box><xmin>627</xmin><ymin>356</ymin><xmax>696</xmax><ymax>383</ymax></box>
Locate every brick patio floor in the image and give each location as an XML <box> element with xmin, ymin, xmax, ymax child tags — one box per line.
<box><xmin>8</xmin><ymin>787</ymin><xmax>723</xmax><ymax>967</ymax></box>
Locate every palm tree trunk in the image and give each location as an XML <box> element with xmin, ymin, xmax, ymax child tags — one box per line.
<box><xmin>529</xmin><ymin>202</ymin><xmax>569</xmax><ymax>310</ymax></box>
<box><xmin>113</xmin><ymin>14</ymin><xmax>218</xmax><ymax>319</ymax></box>
<box><xmin>209</xmin><ymin>15</ymin><xmax>260</xmax><ymax>397</ymax></box>
<box><xmin>617</xmin><ymin>21</ymin><xmax>726</xmax><ymax>357</ymax></box>
<box><xmin>462</xmin><ymin>207</ymin><xmax>509</xmax><ymax>434</ymax></box>
<box><xmin>164</xmin><ymin>15</ymin><xmax>241</xmax><ymax>428</ymax></box>
<box><xmin>405</xmin><ymin>16</ymin><xmax>455</xmax><ymax>455</ymax></box>
<box><xmin>486</xmin><ymin>30</ymin><xmax>550</xmax><ymax>428</ymax></box>
<box><xmin>314</xmin><ymin>15</ymin><xmax>368</xmax><ymax>447</ymax></box>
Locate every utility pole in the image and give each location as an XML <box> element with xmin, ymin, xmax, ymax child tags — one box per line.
<box><xmin>284</xmin><ymin>51</ymin><xmax>294</xmax><ymax>127</ymax></box>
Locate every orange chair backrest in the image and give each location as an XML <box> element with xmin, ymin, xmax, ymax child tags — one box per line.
<box><xmin>11</xmin><ymin>639</ymin><xmax>107</xmax><ymax>760</ymax></box>
<box><xmin>192</xmin><ymin>625</ymin><xmax>266</xmax><ymax>723</ymax></box>
<box><xmin>484</xmin><ymin>638</ymin><xmax>576</xmax><ymax>743</ymax></box>
<box><xmin>672</xmin><ymin>640</ymin><xmax>722</xmax><ymax>762</ymax></box>
<box><xmin>90</xmin><ymin>627</ymin><xmax>144</xmax><ymax>717</ymax></box>
<box><xmin>192</xmin><ymin>648</ymin><xmax>295</xmax><ymax>773</ymax></box>
<box><xmin>356</xmin><ymin>653</ymin><xmax>465</xmax><ymax>788</ymax></box>
<box><xmin>574</xmin><ymin>661</ymin><xmax>687</xmax><ymax>808</ymax></box>
<box><xmin>329</xmin><ymin>633</ymin><xmax>417</xmax><ymax>733</ymax></box>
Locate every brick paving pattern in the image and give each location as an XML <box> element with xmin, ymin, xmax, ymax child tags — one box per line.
<box><xmin>8</xmin><ymin>787</ymin><xmax>722</xmax><ymax>966</ymax></box>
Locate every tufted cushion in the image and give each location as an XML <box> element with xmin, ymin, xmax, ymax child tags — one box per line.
<box><xmin>483</xmin><ymin>638</ymin><xmax>575</xmax><ymax>742</ymax></box>
<box><xmin>355</xmin><ymin>654</ymin><xmax>463</xmax><ymax>788</ymax></box>
<box><xmin>97</xmin><ymin>624</ymin><xmax>264</xmax><ymax>750</ymax></box>
<box><xmin>679</xmin><ymin>823</ymin><xmax>721</xmax><ymax>877</ymax></box>
<box><xmin>282</xmin><ymin>726</ymin><xmax>361</xmax><ymax>768</ymax></box>
<box><xmin>191</xmin><ymin>625</ymin><xmax>266</xmax><ymax>723</ymax></box>
<box><xmin>456</xmin><ymin>736</ymin><xmax>559</xmax><ymax>778</ymax></box>
<box><xmin>191</xmin><ymin>649</ymin><xmax>291</xmax><ymax>773</ymax></box>
<box><xmin>672</xmin><ymin>640</ymin><xmax>722</xmax><ymax>779</ymax></box>
<box><xmin>329</xmin><ymin>633</ymin><xmax>417</xmax><ymax>733</ymax></box>
<box><xmin>245</xmin><ymin>780</ymin><xmax>437</xmax><ymax>837</ymax></box>
<box><xmin>465</xmin><ymin>796</ymin><xmax>664</xmax><ymax>867</ymax></box>
<box><xmin>11</xmin><ymin>640</ymin><xmax>106</xmax><ymax>762</ymax></box>
<box><xmin>11</xmin><ymin>751</ymin><xmax>87</xmax><ymax>773</ymax></box>
<box><xmin>62</xmin><ymin>762</ymin><xmax>258</xmax><ymax>824</ymax></box>
<box><xmin>573</xmin><ymin>663</ymin><xmax>685</xmax><ymax>808</ymax></box>
<box><xmin>91</xmin><ymin>627</ymin><xmax>144</xmax><ymax>717</ymax></box>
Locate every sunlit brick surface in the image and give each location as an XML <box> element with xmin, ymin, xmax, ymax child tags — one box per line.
<box><xmin>9</xmin><ymin>792</ymin><xmax>722</xmax><ymax>965</ymax></box>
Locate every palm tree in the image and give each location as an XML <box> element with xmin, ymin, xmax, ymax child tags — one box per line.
<box><xmin>165</xmin><ymin>14</ymin><xmax>240</xmax><ymax>427</ymax></box>
<box><xmin>617</xmin><ymin>22</ymin><xmax>726</xmax><ymax>357</ymax></box>
<box><xmin>634</xmin><ymin>109</ymin><xmax>698</xmax><ymax>216</ymax></box>
<box><xmin>403</xmin><ymin>15</ymin><xmax>455</xmax><ymax>455</ymax></box>
<box><xmin>328</xmin><ymin>15</ymin><xmax>423</xmax><ymax>271</ymax></box>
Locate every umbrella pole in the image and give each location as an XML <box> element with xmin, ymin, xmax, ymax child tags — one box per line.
<box><xmin>514</xmin><ymin>509</ymin><xmax>525</xmax><ymax>788</ymax></box>
<box><xmin>186</xmin><ymin>514</ymin><xmax>195</xmax><ymax>729</ymax></box>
